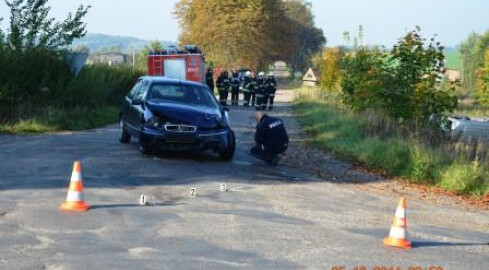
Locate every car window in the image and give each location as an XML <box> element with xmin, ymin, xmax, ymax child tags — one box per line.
<box><xmin>147</xmin><ymin>83</ymin><xmax>219</xmax><ymax>109</ymax></box>
<box><xmin>127</xmin><ymin>80</ymin><xmax>142</xmax><ymax>100</ymax></box>
<box><xmin>133</xmin><ymin>80</ymin><xmax>149</xmax><ymax>102</ymax></box>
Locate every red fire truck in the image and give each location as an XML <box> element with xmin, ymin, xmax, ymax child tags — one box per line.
<box><xmin>147</xmin><ymin>45</ymin><xmax>206</xmax><ymax>84</ymax></box>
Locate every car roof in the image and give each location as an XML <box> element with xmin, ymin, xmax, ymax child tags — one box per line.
<box><xmin>139</xmin><ymin>76</ymin><xmax>207</xmax><ymax>88</ymax></box>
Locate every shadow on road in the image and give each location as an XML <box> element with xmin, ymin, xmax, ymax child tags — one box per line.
<box><xmin>90</xmin><ymin>202</ymin><xmax>185</xmax><ymax>210</ymax></box>
<box><xmin>412</xmin><ymin>240</ymin><xmax>489</xmax><ymax>248</ymax></box>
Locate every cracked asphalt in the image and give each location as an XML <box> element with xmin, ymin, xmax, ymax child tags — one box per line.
<box><xmin>0</xmin><ymin>88</ymin><xmax>488</xmax><ymax>270</ymax></box>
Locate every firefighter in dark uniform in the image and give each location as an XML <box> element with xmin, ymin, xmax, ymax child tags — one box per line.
<box><xmin>216</xmin><ymin>70</ymin><xmax>230</xmax><ymax>106</ymax></box>
<box><xmin>250</xmin><ymin>112</ymin><xmax>289</xmax><ymax>166</ymax></box>
<box><xmin>250</xmin><ymin>72</ymin><xmax>258</xmax><ymax>107</ymax></box>
<box><xmin>230</xmin><ymin>69</ymin><xmax>240</xmax><ymax>106</ymax></box>
<box><xmin>264</xmin><ymin>73</ymin><xmax>277</xmax><ymax>110</ymax></box>
<box><xmin>241</xmin><ymin>71</ymin><xmax>252</xmax><ymax>107</ymax></box>
<box><xmin>205</xmin><ymin>67</ymin><xmax>215</xmax><ymax>93</ymax></box>
<box><xmin>255</xmin><ymin>71</ymin><xmax>266</xmax><ymax>110</ymax></box>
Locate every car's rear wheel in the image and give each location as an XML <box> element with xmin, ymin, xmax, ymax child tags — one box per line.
<box><xmin>219</xmin><ymin>130</ymin><xmax>236</xmax><ymax>161</ymax></box>
<box><xmin>119</xmin><ymin>117</ymin><xmax>131</xmax><ymax>143</ymax></box>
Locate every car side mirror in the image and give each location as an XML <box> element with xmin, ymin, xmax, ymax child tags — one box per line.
<box><xmin>132</xmin><ymin>99</ymin><xmax>142</xmax><ymax>106</ymax></box>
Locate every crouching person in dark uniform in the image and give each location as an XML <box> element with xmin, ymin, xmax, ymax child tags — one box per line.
<box><xmin>250</xmin><ymin>112</ymin><xmax>289</xmax><ymax>166</ymax></box>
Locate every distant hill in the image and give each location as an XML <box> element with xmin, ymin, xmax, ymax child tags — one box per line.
<box><xmin>72</xmin><ymin>33</ymin><xmax>176</xmax><ymax>54</ymax></box>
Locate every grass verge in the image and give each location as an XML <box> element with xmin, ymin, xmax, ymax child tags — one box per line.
<box><xmin>0</xmin><ymin>106</ymin><xmax>119</xmax><ymax>134</ymax></box>
<box><xmin>294</xmin><ymin>89</ymin><xmax>488</xmax><ymax>196</ymax></box>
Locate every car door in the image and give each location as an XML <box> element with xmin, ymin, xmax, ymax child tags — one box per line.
<box><xmin>123</xmin><ymin>80</ymin><xmax>143</xmax><ymax>133</ymax></box>
<box><xmin>126</xmin><ymin>80</ymin><xmax>150</xmax><ymax>137</ymax></box>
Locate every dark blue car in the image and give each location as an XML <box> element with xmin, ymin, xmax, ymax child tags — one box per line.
<box><xmin>119</xmin><ymin>77</ymin><xmax>236</xmax><ymax>160</ymax></box>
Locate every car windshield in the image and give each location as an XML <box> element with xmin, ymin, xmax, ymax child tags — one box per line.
<box><xmin>147</xmin><ymin>83</ymin><xmax>219</xmax><ymax>109</ymax></box>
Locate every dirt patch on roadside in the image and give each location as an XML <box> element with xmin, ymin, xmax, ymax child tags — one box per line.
<box><xmin>282</xmin><ymin>136</ymin><xmax>488</xmax><ymax>210</ymax></box>
<box><xmin>274</xmin><ymin>87</ymin><xmax>488</xmax><ymax>210</ymax></box>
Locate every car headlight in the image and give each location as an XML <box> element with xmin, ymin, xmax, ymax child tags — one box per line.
<box><xmin>143</xmin><ymin>108</ymin><xmax>160</xmax><ymax>128</ymax></box>
<box><xmin>216</xmin><ymin>116</ymin><xmax>228</xmax><ymax>128</ymax></box>
<box><xmin>145</xmin><ymin>117</ymin><xmax>160</xmax><ymax>128</ymax></box>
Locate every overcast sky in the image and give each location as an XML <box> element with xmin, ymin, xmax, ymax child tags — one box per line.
<box><xmin>1</xmin><ymin>0</ymin><xmax>488</xmax><ymax>47</ymax></box>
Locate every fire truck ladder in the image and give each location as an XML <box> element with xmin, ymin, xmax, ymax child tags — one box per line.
<box><xmin>152</xmin><ymin>55</ymin><xmax>163</xmax><ymax>76</ymax></box>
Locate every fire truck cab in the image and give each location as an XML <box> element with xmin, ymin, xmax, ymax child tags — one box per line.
<box><xmin>147</xmin><ymin>45</ymin><xmax>206</xmax><ymax>84</ymax></box>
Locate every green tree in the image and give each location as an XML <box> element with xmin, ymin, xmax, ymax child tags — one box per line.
<box><xmin>317</xmin><ymin>47</ymin><xmax>343</xmax><ymax>91</ymax></box>
<box><xmin>0</xmin><ymin>18</ymin><xmax>4</xmax><ymax>44</ymax></box>
<box><xmin>175</xmin><ymin>0</ymin><xmax>273</xmax><ymax>69</ymax></box>
<box><xmin>475</xmin><ymin>49</ymin><xmax>489</xmax><ymax>105</ymax></box>
<box><xmin>342</xmin><ymin>27</ymin><xmax>457</xmax><ymax>121</ymax></box>
<box><xmin>174</xmin><ymin>0</ymin><xmax>325</xmax><ymax>71</ymax></box>
<box><xmin>459</xmin><ymin>32</ymin><xmax>479</xmax><ymax>91</ymax></box>
<box><xmin>342</xmin><ymin>46</ymin><xmax>387</xmax><ymax>112</ymax></box>
<box><xmin>473</xmin><ymin>31</ymin><xmax>489</xmax><ymax>69</ymax></box>
<box><xmin>5</xmin><ymin>0</ymin><xmax>90</xmax><ymax>51</ymax></box>
<box><xmin>0</xmin><ymin>0</ymin><xmax>90</xmax><ymax>107</ymax></box>
<box><xmin>281</xmin><ymin>0</ymin><xmax>326</xmax><ymax>72</ymax></box>
<box><xmin>459</xmin><ymin>30</ymin><xmax>489</xmax><ymax>92</ymax></box>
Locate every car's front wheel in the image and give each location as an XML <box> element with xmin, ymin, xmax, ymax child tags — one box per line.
<box><xmin>219</xmin><ymin>130</ymin><xmax>236</xmax><ymax>161</ymax></box>
<box><xmin>119</xmin><ymin>117</ymin><xmax>131</xmax><ymax>143</ymax></box>
<box><xmin>138</xmin><ymin>137</ymin><xmax>153</xmax><ymax>155</ymax></box>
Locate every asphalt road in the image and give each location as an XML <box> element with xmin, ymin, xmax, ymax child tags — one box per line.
<box><xmin>0</xmin><ymin>88</ymin><xmax>488</xmax><ymax>270</ymax></box>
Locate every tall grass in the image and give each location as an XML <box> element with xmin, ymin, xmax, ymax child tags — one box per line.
<box><xmin>0</xmin><ymin>106</ymin><xmax>119</xmax><ymax>133</ymax></box>
<box><xmin>0</xmin><ymin>46</ymin><xmax>142</xmax><ymax>132</ymax></box>
<box><xmin>294</xmin><ymin>88</ymin><xmax>488</xmax><ymax>196</ymax></box>
<box><xmin>455</xmin><ymin>103</ymin><xmax>489</xmax><ymax>118</ymax></box>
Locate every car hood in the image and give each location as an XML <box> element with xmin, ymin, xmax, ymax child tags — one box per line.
<box><xmin>146</xmin><ymin>101</ymin><xmax>225</xmax><ymax>128</ymax></box>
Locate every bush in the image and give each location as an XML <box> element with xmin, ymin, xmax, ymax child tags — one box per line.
<box><xmin>294</xmin><ymin>90</ymin><xmax>489</xmax><ymax>196</ymax></box>
<box><xmin>0</xmin><ymin>0</ymin><xmax>141</xmax><ymax>132</ymax></box>
<box><xmin>341</xmin><ymin>28</ymin><xmax>458</xmax><ymax>121</ymax></box>
<box><xmin>440</xmin><ymin>160</ymin><xmax>487</xmax><ymax>195</ymax></box>
<box><xmin>0</xmin><ymin>46</ymin><xmax>142</xmax><ymax>131</ymax></box>
<box><xmin>0</xmin><ymin>106</ymin><xmax>120</xmax><ymax>133</ymax></box>
<box><xmin>0</xmin><ymin>48</ymin><xmax>142</xmax><ymax>123</ymax></box>
<box><xmin>475</xmin><ymin>49</ymin><xmax>489</xmax><ymax>105</ymax></box>
<box><xmin>315</xmin><ymin>47</ymin><xmax>344</xmax><ymax>92</ymax></box>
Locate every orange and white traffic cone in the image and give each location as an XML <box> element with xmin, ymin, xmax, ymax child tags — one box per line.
<box><xmin>60</xmin><ymin>161</ymin><xmax>90</xmax><ymax>212</ymax></box>
<box><xmin>383</xmin><ymin>196</ymin><xmax>411</xmax><ymax>249</ymax></box>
